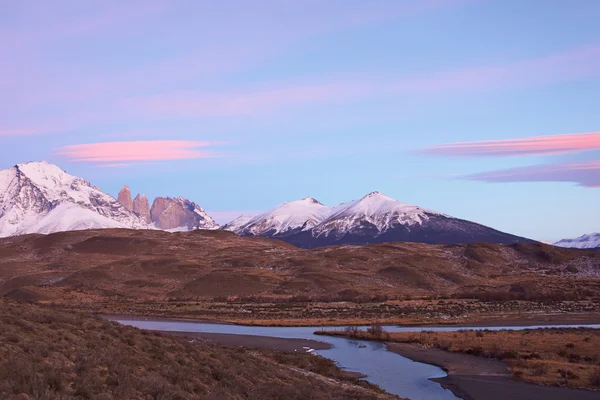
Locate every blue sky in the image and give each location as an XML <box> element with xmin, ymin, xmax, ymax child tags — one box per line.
<box><xmin>1</xmin><ymin>0</ymin><xmax>600</xmax><ymax>242</ymax></box>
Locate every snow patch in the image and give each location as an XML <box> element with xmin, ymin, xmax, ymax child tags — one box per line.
<box><xmin>554</xmin><ymin>233</ymin><xmax>600</xmax><ymax>249</ymax></box>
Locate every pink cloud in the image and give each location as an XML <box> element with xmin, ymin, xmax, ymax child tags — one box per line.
<box><xmin>420</xmin><ymin>132</ymin><xmax>600</xmax><ymax>157</ymax></box>
<box><xmin>57</xmin><ymin>140</ymin><xmax>224</xmax><ymax>163</ymax></box>
<box><xmin>464</xmin><ymin>160</ymin><xmax>600</xmax><ymax>188</ymax></box>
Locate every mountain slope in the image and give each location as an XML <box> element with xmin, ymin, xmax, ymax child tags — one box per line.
<box><xmin>0</xmin><ymin>162</ymin><xmax>149</xmax><ymax>237</ymax></box>
<box><xmin>227</xmin><ymin>192</ymin><xmax>530</xmax><ymax>248</ymax></box>
<box><xmin>236</xmin><ymin>197</ymin><xmax>330</xmax><ymax>237</ymax></box>
<box><xmin>555</xmin><ymin>233</ymin><xmax>600</xmax><ymax>249</ymax></box>
<box><xmin>222</xmin><ymin>214</ymin><xmax>255</xmax><ymax>232</ymax></box>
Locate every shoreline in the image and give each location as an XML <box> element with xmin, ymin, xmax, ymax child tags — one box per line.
<box><xmin>110</xmin><ymin>314</ymin><xmax>600</xmax><ymax>400</ymax></box>
<box><xmin>103</xmin><ymin>312</ymin><xmax>600</xmax><ymax>328</ymax></box>
<box><xmin>385</xmin><ymin>342</ymin><xmax>600</xmax><ymax>400</ymax></box>
<box><xmin>158</xmin><ymin>330</ymin><xmax>332</xmax><ymax>352</ymax></box>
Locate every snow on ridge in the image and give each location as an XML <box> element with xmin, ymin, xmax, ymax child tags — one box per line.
<box><xmin>312</xmin><ymin>191</ymin><xmax>438</xmax><ymax>237</ymax></box>
<box><xmin>222</xmin><ymin>215</ymin><xmax>254</xmax><ymax>232</ymax></box>
<box><xmin>554</xmin><ymin>233</ymin><xmax>600</xmax><ymax>249</ymax></box>
<box><xmin>238</xmin><ymin>197</ymin><xmax>331</xmax><ymax>236</ymax></box>
<box><xmin>0</xmin><ymin>161</ymin><xmax>151</xmax><ymax>238</ymax></box>
<box><xmin>229</xmin><ymin>191</ymin><xmax>448</xmax><ymax>237</ymax></box>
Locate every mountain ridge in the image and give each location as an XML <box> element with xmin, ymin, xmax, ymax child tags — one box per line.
<box><xmin>0</xmin><ymin>161</ymin><xmax>150</xmax><ymax>237</ymax></box>
<box><xmin>555</xmin><ymin>233</ymin><xmax>600</xmax><ymax>250</ymax></box>
<box><xmin>228</xmin><ymin>191</ymin><xmax>531</xmax><ymax>248</ymax></box>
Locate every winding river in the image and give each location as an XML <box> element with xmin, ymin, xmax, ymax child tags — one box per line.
<box><xmin>114</xmin><ymin>319</ymin><xmax>600</xmax><ymax>400</ymax></box>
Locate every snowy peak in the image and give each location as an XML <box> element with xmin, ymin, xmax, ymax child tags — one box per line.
<box><xmin>0</xmin><ymin>162</ymin><xmax>150</xmax><ymax>237</ymax></box>
<box><xmin>223</xmin><ymin>191</ymin><xmax>528</xmax><ymax>247</ymax></box>
<box><xmin>554</xmin><ymin>233</ymin><xmax>600</xmax><ymax>249</ymax></box>
<box><xmin>235</xmin><ymin>197</ymin><xmax>330</xmax><ymax>236</ymax></box>
<box><xmin>301</xmin><ymin>197</ymin><xmax>323</xmax><ymax>205</ymax></box>
<box><xmin>229</xmin><ymin>192</ymin><xmax>442</xmax><ymax>238</ymax></box>
<box><xmin>313</xmin><ymin>191</ymin><xmax>439</xmax><ymax>238</ymax></box>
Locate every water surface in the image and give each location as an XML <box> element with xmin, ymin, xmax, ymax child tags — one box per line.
<box><xmin>115</xmin><ymin>319</ymin><xmax>600</xmax><ymax>400</ymax></box>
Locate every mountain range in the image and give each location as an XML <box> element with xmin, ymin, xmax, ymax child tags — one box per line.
<box><xmin>0</xmin><ymin>161</ymin><xmax>216</xmax><ymax>237</ymax></box>
<box><xmin>117</xmin><ymin>185</ymin><xmax>218</xmax><ymax>231</ymax></box>
<box><xmin>224</xmin><ymin>192</ymin><xmax>531</xmax><ymax>248</ymax></box>
<box><xmin>1</xmin><ymin>161</ymin><xmax>535</xmax><ymax>246</ymax></box>
<box><xmin>554</xmin><ymin>233</ymin><xmax>600</xmax><ymax>250</ymax></box>
<box><xmin>0</xmin><ymin>161</ymin><xmax>148</xmax><ymax>237</ymax></box>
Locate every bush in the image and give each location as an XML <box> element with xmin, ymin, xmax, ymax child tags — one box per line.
<box><xmin>344</xmin><ymin>326</ymin><xmax>360</xmax><ymax>337</ymax></box>
<box><xmin>366</xmin><ymin>323</ymin><xmax>385</xmax><ymax>339</ymax></box>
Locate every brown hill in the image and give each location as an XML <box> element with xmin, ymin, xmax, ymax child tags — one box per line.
<box><xmin>1</xmin><ymin>229</ymin><xmax>599</xmax><ymax>304</ymax></box>
<box><xmin>0</xmin><ymin>300</ymin><xmax>394</xmax><ymax>400</ymax></box>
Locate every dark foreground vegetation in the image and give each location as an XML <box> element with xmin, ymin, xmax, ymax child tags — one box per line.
<box><xmin>0</xmin><ymin>300</ymin><xmax>396</xmax><ymax>400</ymax></box>
<box><xmin>319</xmin><ymin>326</ymin><xmax>600</xmax><ymax>390</ymax></box>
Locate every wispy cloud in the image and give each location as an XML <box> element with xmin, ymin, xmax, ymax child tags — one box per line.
<box><xmin>464</xmin><ymin>160</ymin><xmax>600</xmax><ymax>188</ymax></box>
<box><xmin>395</xmin><ymin>43</ymin><xmax>600</xmax><ymax>93</ymax></box>
<box><xmin>120</xmin><ymin>83</ymin><xmax>371</xmax><ymax>117</ymax></box>
<box><xmin>119</xmin><ymin>43</ymin><xmax>600</xmax><ymax>119</ymax></box>
<box><xmin>94</xmin><ymin>163</ymin><xmax>132</xmax><ymax>168</ymax></box>
<box><xmin>4</xmin><ymin>40</ymin><xmax>600</xmax><ymax>137</ymax></box>
<box><xmin>57</xmin><ymin>140</ymin><xmax>224</xmax><ymax>163</ymax></box>
<box><xmin>419</xmin><ymin>132</ymin><xmax>600</xmax><ymax>157</ymax></box>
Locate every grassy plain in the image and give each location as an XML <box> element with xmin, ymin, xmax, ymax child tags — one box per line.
<box><xmin>319</xmin><ymin>327</ymin><xmax>600</xmax><ymax>390</ymax></box>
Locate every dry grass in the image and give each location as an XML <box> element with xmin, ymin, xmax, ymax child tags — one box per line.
<box><xmin>1</xmin><ymin>229</ymin><xmax>600</xmax><ymax>306</ymax></box>
<box><xmin>0</xmin><ymin>300</ymin><xmax>397</xmax><ymax>400</ymax></box>
<box><xmin>61</xmin><ymin>298</ymin><xmax>600</xmax><ymax>327</ymax></box>
<box><xmin>322</xmin><ymin>327</ymin><xmax>600</xmax><ymax>390</ymax></box>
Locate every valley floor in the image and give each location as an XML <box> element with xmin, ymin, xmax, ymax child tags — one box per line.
<box><xmin>60</xmin><ymin>298</ymin><xmax>600</xmax><ymax>327</ymax></box>
<box><xmin>317</xmin><ymin>328</ymin><xmax>600</xmax><ymax>400</ymax></box>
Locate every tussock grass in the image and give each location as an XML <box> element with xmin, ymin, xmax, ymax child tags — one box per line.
<box><xmin>322</xmin><ymin>327</ymin><xmax>600</xmax><ymax>390</ymax></box>
<box><xmin>0</xmin><ymin>300</ymin><xmax>396</xmax><ymax>400</ymax></box>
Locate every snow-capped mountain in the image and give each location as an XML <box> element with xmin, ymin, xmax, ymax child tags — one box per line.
<box><xmin>312</xmin><ymin>192</ymin><xmax>439</xmax><ymax>237</ymax></box>
<box><xmin>554</xmin><ymin>233</ymin><xmax>600</xmax><ymax>249</ymax></box>
<box><xmin>234</xmin><ymin>197</ymin><xmax>330</xmax><ymax>237</ymax></box>
<box><xmin>0</xmin><ymin>161</ymin><xmax>150</xmax><ymax>237</ymax></box>
<box><xmin>225</xmin><ymin>191</ymin><xmax>530</xmax><ymax>248</ymax></box>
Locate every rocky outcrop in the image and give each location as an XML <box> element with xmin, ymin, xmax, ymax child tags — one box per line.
<box><xmin>150</xmin><ymin>197</ymin><xmax>170</xmax><ymax>224</ymax></box>
<box><xmin>118</xmin><ymin>186</ymin><xmax>133</xmax><ymax>211</ymax></box>
<box><xmin>150</xmin><ymin>197</ymin><xmax>218</xmax><ymax>230</ymax></box>
<box><xmin>133</xmin><ymin>194</ymin><xmax>151</xmax><ymax>223</ymax></box>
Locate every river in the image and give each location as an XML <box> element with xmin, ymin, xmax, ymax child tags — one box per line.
<box><xmin>113</xmin><ymin>319</ymin><xmax>600</xmax><ymax>400</ymax></box>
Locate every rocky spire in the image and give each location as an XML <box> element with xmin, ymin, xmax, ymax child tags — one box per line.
<box><xmin>133</xmin><ymin>194</ymin><xmax>151</xmax><ymax>223</ymax></box>
<box><xmin>117</xmin><ymin>185</ymin><xmax>133</xmax><ymax>211</ymax></box>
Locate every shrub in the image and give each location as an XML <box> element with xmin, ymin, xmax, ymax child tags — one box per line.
<box><xmin>366</xmin><ymin>323</ymin><xmax>385</xmax><ymax>339</ymax></box>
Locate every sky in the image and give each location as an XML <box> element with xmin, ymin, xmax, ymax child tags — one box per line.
<box><xmin>1</xmin><ymin>0</ymin><xmax>599</xmax><ymax>242</ymax></box>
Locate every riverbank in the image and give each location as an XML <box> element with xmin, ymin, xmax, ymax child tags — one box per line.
<box><xmin>69</xmin><ymin>297</ymin><xmax>600</xmax><ymax>327</ymax></box>
<box><xmin>318</xmin><ymin>328</ymin><xmax>600</xmax><ymax>400</ymax></box>
<box><xmin>0</xmin><ymin>300</ymin><xmax>396</xmax><ymax>400</ymax></box>
<box><xmin>158</xmin><ymin>330</ymin><xmax>332</xmax><ymax>352</ymax></box>
<box><xmin>102</xmin><ymin>310</ymin><xmax>600</xmax><ymax>328</ymax></box>
<box><xmin>387</xmin><ymin>343</ymin><xmax>600</xmax><ymax>400</ymax></box>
